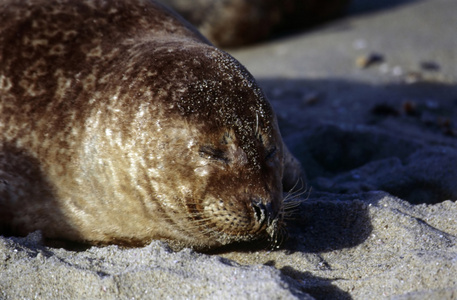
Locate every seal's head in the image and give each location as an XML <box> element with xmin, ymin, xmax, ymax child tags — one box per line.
<box><xmin>84</xmin><ymin>41</ymin><xmax>287</xmax><ymax>250</ymax></box>
<box><xmin>177</xmin><ymin>51</ymin><xmax>286</xmax><ymax>248</ymax></box>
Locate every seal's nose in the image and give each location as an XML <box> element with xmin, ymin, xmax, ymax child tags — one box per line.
<box><xmin>251</xmin><ymin>200</ymin><xmax>275</xmax><ymax>226</ymax></box>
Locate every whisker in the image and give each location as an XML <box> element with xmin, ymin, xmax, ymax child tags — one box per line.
<box><xmin>255</xmin><ymin>112</ymin><xmax>259</xmax><ymax>136</ymax></box>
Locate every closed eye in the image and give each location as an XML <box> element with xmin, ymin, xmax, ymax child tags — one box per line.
<box><xmin>199</xmin><ymin>146</ymin><xmax>230</xmax><ymax>164</ymax></box>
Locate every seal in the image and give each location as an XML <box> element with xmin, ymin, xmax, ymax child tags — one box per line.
<box><xmin>157</xmin><ymin>0</ymin><xmax>350</xmax><ymax>47</ymax></box>
<box><xmin>0</xmin><ymin>0</ymin><xmax>302</xmax><ymax>250</ymax></box>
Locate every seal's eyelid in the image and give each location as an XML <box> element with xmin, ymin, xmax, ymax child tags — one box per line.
<box><xmin>199</xmin><ymin>145</ymin><xmax>230</xmax><ymax>163</ymax></box>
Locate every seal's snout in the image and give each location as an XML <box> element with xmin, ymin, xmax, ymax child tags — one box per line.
<box><xmin>251</xmin><ymin>200</ymin><xmax>276</xmax><ymax>227</ymax></box>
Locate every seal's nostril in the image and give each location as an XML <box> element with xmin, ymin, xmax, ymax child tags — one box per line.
<box><xmin>252</xmin><ymin>201</ymin><xmax>265</xmax><ymax>223</ymax></box>
<box><xmin>252</xmin><ymin>200</ymin><xmax>273</xmax><ymax>226</ymax></box>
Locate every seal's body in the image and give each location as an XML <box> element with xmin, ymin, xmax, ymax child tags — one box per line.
<box><xmin>157</xmin><ymin>0</ymin><xmax>350</xmax><ymax>47</ymax></box>
<box><xmin>0</xmin><ymin>0</ymin><xmax>301</xmax><ymax>250</ymax></box>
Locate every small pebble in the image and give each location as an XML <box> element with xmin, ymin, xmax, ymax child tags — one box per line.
<box><xmin>405</xmin><ymin>71</ymin><xmax>422</xmax><ymax>83</ymax></box>
<box><xmin>302</xmin><ymin>92</ymin><xmax>322</xmax><ymax>105</ymax></box>
<box><xmin>420</xmin><ymin>61</ymin><xmax>440</xmax><ymax>71</ymax></box>
<box><xmin>402</xmin><ymin>100</ymin><xmax>418</xmax><ymax>116</ymax></box>
<box><xmin>356</xmin><ymin>53</ymin><xmax>384</xmax><ymax>68</ymax></box>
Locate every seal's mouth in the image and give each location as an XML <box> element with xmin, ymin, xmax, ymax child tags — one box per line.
<box><xmin>251</xmin><ymin>199</ymin><xmax>284</xmax><ymax>249</ymax></box>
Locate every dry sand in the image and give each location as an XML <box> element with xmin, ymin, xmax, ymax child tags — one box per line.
<box><xmin>1</xmin><ymin>0</ymin><xmax>456</xmax><ymax>299</ymax></box>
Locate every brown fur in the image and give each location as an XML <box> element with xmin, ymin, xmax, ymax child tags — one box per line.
<box><xmin>157</xmin><ymin>0</ymin><xmax>350</xmax><ymax>47</ymax></box>
<box><xmin>0</xmin><ymin>0</ymin><xmax>302</xmax><ymax>250</ymax></box>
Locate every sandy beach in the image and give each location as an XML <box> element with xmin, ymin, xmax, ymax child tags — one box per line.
<box><xmin>1</xmin><ymin>0</ymin><xmax>456</xmax><ymax>299</ymax></box>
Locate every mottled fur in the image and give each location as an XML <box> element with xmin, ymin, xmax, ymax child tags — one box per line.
<box><xmin>0</xmin><ymin>0</ymin><xmax>302</xmax><ymax>250</ymax></box>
